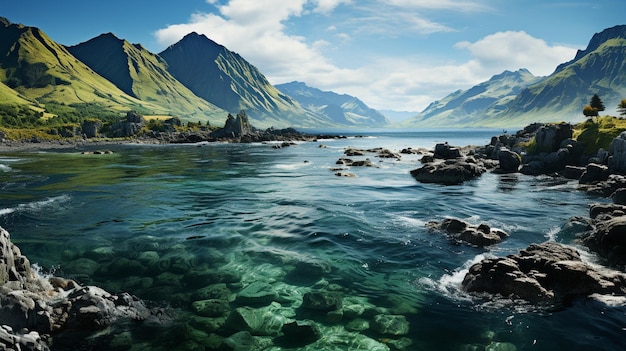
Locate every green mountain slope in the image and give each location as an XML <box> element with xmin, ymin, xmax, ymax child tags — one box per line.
<box><xmin>159</xmin><ymin>33</ymin><xmax>322</xmax><ymax>128</ymax></box>
<box><xmin>401</xmin><ymin>69</ymin><xmax>542</xmax><ymax>128</ymax></box>
<box><xmin>0</xmin><ymin>20</ymin><xmax>182</xmax><ymax>119</ymax></box>
<box><xmin>67</xmin><ymin>33</ymin><xmax>228</xmax><ymax>125</ymax></box>
<box><xmin>489</xmin><ymin>25</ymin><xmax>626</xmax><ymax>127</ymax></box>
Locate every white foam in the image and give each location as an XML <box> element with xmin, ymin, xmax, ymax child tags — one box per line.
<box><xmin>0</xmin><ymin>195</ymin><xmax>71</xmax><ymax>217</ymax></box>
<box><xmin>419</xmin><ymin>253</ymin><xmax>491</xmax><ymax>301</ymax></box>
<box><xmin>0</xmin><ymin>164</ymin><xmax>12</xmax><ymax>172</ymax></box>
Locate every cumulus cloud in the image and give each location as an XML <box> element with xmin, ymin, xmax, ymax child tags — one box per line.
<box><xmin>154</xmin><ymin>1</ymin><xmax>578</xmax><ymax>112</ymax></box>
<box><xmin>454</xmin><ymin>31</ymin><xmax>577</xmax><ymax>76</ymax></box>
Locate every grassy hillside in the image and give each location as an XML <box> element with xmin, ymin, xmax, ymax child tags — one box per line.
<box><xmin>68</xmin><ymin>33</ymin><xmax>228</xmax><ymax>125</ymax></box>
<box><xmin>0</xmin><ymin>22</ymin><xmax>204</xmax><ymax>126</ymax></box>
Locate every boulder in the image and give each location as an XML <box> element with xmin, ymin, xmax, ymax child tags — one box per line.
<box><xmin>275</xmin><ymin>321</ymin><xmax>322</xmax><ymax>348</ymax></box>
<box><xmin>609</xmin><ymin>131</ymin><xmax>626</xmax><ymax>173</ymax></box>
<box><xmin>582</xmin><ymin>205</ymin><xmax>626</xmax><ymax>265</ymax></box>
<box><xmin>434</xmin><ymin>143</ymin><xmax>462</xmax><ymax>159</ymax></box>
<box><xmin>428</xmin><ymin>218</ymin><xmax>508</xmax><ymax>247</ymax></box>
<box><xmin>533</xmin><ymin>123</ymin><xmax>573</xmax><ymax>153</ymax></box>
<box><xmin>462</xmin><ymin>242</ymin><xmax>626</xmax><ymax>303</ymax></box>
<box><xmin>411</xmin><ymin>160</ymin><xmax>487</xmax><ymax>185</ymax></box>
<box><xmin>579</xmin><ymin>163</ymin><xmax>609</xmax><ymax>184</ymax></box>
<box><xmin>496</xmin><ymin>149</ymin><xmax>521</xmax><ymax>173</ymax></box>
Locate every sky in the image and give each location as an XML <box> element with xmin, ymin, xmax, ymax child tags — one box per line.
<box><xmin>3</xmin><ymin>0</ymin><xmax>626</xmax><ymax>113</ymax></box>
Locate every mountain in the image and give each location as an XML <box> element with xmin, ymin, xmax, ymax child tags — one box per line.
<box><xmin>490</xmin><ymin>25</ymin><xmax>626</xmax><ymax>127</ymax></box>
<box><xmin>275</xmin><ymin>81</ymin><xmax>389</xmax><ymax>127</ymax></box>
<box><xmin>402</xmin><ymin>69</ymin><xmax>542</xmax><ymax>127</ymax></box>
<box><xmin>159</xmin><ymin>32</ymin><xmax>324</xmax><ymax>128</ymax></box>
<box><xmin>0</xmin><ymin>19</ymin><xmax>170</xmax><ymax>117</ymax></box>
<box><xmin>67</xmin><ymin>33</ymin><xmax>228</xmax><ymax>125</ymax></box>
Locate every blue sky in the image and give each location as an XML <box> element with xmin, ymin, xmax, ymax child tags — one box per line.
<box><xmin>3</xmin><ymin>0</ymin><xmax>625</xmax><ymax>112</ymax></box>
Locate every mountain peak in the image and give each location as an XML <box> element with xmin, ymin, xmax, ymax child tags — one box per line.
<box><xmin>0</xmin><ymin>17</ymin><xmax>11</xmax><ymax>27</ymax></box>
<box><xmin>178</xmin><ymin>32</ymin><xmax>223</xmax><ymax>49</ymax></box>
<box><xmin>555</xmin><ymin>25</ymin><xmax>626</xmax><ymax>73</ymax></box>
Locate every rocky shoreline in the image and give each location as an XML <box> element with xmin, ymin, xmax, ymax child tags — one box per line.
<box><xmin>3</xmin><ymin>121</ymin><xmax>626</xmax><ymax>350</ymax></box>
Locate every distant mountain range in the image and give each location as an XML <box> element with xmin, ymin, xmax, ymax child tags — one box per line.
<box><xmin>275</xmin><ymin>81</ymin><xmax>389</xmax><ymax>127</ymax></box>
<box><xmin>403</xmin><ymin>25</ymin><xmax>626</xmax><ymax>128</ymax></box>
<box><xmin>1</xmin><ymin>16</ymin><xmax>625</xmax><ymax>129</ymax></box>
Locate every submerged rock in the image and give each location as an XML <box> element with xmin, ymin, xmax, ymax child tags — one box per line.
<box><xmin>0</xmin><ymin>227</ymin><xmax>168</xmax><ymax>349</ymax></box>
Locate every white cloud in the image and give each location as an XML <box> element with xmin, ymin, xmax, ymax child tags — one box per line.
<box><xmin>154</xmin><ymin>2</ymin><xmax>578</xmax><ymax>112</ymax></box>
<box><xmin>386</xmin><ymin>0</ymin><xmax>490</xmax><ymax>12</ymax></box>
<box><xmin>313</xmin><ymin>0</ymin><xmax>352</xmax><ymax>13</ymax></box>
<box><xmin>454</xmin><ymin>31</ymin><xmax>577</xmax><ymax>76</ymax></box>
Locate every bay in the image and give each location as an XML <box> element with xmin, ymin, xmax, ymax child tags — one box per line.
<box><xmin>0</xmin><ymin>129</ymin><xmax>624</xmax><ymax>350</ymax></box>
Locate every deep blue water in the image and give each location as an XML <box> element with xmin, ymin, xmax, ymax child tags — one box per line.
<box><xmin>1</xmin><ymin>130</ymin><xmax>625</xmax><ymax>350</ymax></box>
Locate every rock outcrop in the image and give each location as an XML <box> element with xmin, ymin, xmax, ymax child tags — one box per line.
<box><xmin>0</xmin><ymin>227</ymin><xmax>165</xmax><ymax>350</ymax></box>
<box><xmin>577</xmin><ymin>203</ymin><xmax>626</xmax><ymax>266</ymax></box>
<box><xmin>462</xmin><ymin>242</ymin><xmax>626</xmax><ymax>303</ymax></box>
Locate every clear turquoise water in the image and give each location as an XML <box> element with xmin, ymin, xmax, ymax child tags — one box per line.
<box><xmin>1</xmin><ymin>130</ymin><xmax>624</xmax><ymax>350</ymax></box>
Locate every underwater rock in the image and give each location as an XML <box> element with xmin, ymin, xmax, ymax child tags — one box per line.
<box><xmin>224</xmin><ymin>304</ymin><xmax>287</xmax><ymax>336</ymax></box>
<box><xmin>191</xmin><ymin>283</ymin><xmax>233</xmax><ymax>302</ymax></box>
<box><xmin>0</xmin><ymin>226</ymin><xmax>168</xmax><ymax>350</ymax></box>
<box><xmin>191</xmin><ymin>299</ymin><xmax>230</xmax><ymax>317</ymax></box>
<box><xmin>370</xmin><ymin>314</ymin><xmax>410</xmax><ymax>336</ymax></box>
<box><xmin>301</xmin><ymin>291</ymin><xmax>343</xmax><ymax>311</ymax></box>
<box><xmin>275</xmin><ymin>320</ymin><xmax>322</xmax><ymax>347</ymax></box>
<box><xmin>236</xmin><ymin>282</ymin><xmax>277</xmax><ymax>306</ymax></box>
<box><xmin>428</xmin><ymin>218</ymin><xmax>508</xmax><ymax>247</ymax></box>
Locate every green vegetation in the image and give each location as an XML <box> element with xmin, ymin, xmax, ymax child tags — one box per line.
<box><xmin>582</xmin><ymin>94</ymin><xmax>606</xmax><ymax>120</ymax></box>
<box><xmin>573</xmin><ymin>116</ymin><xmax>626</xmax><ymax>153</ymax></box>
<box><xmin>618</xmin><ymin>99</ymin><xmax>626</xmax><ymax>116</ymax></box>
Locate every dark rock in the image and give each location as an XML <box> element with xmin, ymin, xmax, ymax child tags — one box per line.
<box><xmin>0</xmin><ymin>226</ymin><xmax>168</xmax><ymax>349</ymax></box>
<box><xmin>301</xmin><ymin>291</ymin><xmax>342</xmax><ymax>311</ymax></box>
<box><xmin>428</xmin><ymin>218</ymin><xmax>508</xmax><ymax>247</ymax></box>
<box><xmin>611</xmin><ymin>188</ymin><xmax>626</xmax><ymax>205</ymax></box>
<box><xmin>534</xmin><ymin>122</ymin><xmax>573</xmax><ymax>153</ymax></box>
<box><xmin>275</xmin><ymin>321</ymin><xmax>321</xmax><ymax>347</ymax></box>
<box><xmin>345</xmin><ymin>148</ymin><xmax>366</xmax><ymax>156</ymax></box>
<box><xmin>462</xmin><ymin>242</ymin><xmax>626</xmax><ymax>303</ymax></box>
<box><xmin>609</xmin><ymin>131</ymin><xmax>626</xmax><ymax>173</ymax></box>
<box><xmin>562</xmin><ymin>165</ymin><xmax>586</xmax><ymax>180</ymax></box>
<box><xmin>496</xmin><ymin>149</ymin><xmax>521</xmax><ymax>173</ymax></box>
<box><xmin>434</xmin><ymin>143</ymin><xmax>462</xmax><ymax>159</ymax></box>
<box><xmin>579</xmin><ymin>163</ymin><xmax>609</xmax><ymax>184</ymax></box>
<box><xmin>410</xmin><ymin>160</ymin><xmax>487</xmax><ymax>185</ymax></box>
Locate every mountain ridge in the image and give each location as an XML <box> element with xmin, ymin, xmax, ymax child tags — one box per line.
<box><xmin>67</xmin><ymin>32</ymin><xmax>228</xmax><ymax>125</ymax></box>
<box><xmin>275</xmin><ymin>81</ymin><xmax>389</xmax><ymax>127</ymax></box>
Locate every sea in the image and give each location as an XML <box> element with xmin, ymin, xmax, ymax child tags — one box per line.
<box><xmin>0</xmin><ymin>129</ymin><xmax>624</xmax><ymax>351</ymax></box>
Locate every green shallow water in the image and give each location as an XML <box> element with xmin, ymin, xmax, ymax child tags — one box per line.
<box><xmin>1</xmin><ymin>130</ymin><xmax>625</xmax><ymax>350</ymax></box>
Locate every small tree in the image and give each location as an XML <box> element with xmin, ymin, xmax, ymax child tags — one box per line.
<box><xmin>590</xmin><ymin>94</ymin><xmax>605</xmax><ymax>113</ymax></box>
<box><xmin>618</xmin><ymin>98</ymin><xmax>626</xmax><ymax>117</ymax></box>
<box><xmin>583</xmin><ymin>104</ymin><xmax>598</xmax><ymax>119</ymax></box>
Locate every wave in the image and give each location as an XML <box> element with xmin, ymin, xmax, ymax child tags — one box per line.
<box><xmin>0</xmin><ymin>195</ymin><xmax>71</xmax><ymax>217</ymax></box>
<box><xmin>0</xmin><ymin>164</ymin><xmax>12</xmax><ymax>172</ymax></box>
<box><xmin>418</xmin><ymin>253</ymin><xmax>490</xmax><ymax>302</ymax></box>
